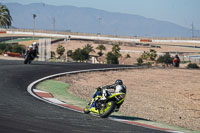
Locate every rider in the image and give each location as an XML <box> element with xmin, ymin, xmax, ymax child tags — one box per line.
<box><xmin>32</xmin><ymin>42</ymin><xmax>39</xmax><ymax>57</ymax></box>
<box><xmin>90</xmin><ymin>79</ymin><xmax>126</xmax><ymax>112</ymax></box>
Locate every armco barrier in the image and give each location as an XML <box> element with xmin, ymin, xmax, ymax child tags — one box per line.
<box><xmin>0</xmin><ymin>31</ymin><xmax>7</xmax><ymax>34</ymax></box>
<box><xmin>4</xmin><ymin>52</ymin><xmax>21</xmax><ymax>57</ymax></box>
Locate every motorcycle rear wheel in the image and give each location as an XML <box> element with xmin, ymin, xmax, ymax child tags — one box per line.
<box><xmin>99</xmin><ymin>101</ymin><xmax>116</xmax><ymax>118</ymax></box>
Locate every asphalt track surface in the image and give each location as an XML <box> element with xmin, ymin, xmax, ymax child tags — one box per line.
<box><xmin>0</xmin><ymin>60</ymin><xmax>167</xmax><ymax>133</ymax></box>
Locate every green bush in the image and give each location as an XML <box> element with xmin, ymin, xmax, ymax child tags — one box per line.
<box><xmin>187</xmin><ymin>63</ymin><xmax>199</xmax><ymax>69</ymax></box>
<box><xmin>71</xmin><ymin>48</ymin><xmax>89</xmax><ymax>62</ymax></box>
<box><xmin>137</xmin><ymin>57</ymin><xmax>143</xmax><ymax>66</ymax></box>
<box><xmin>156</xmin><ymin>53</ymin><xmax>173</xmax><ymax>67</ymax></box>
<box><xmin>51</xmin><ymin>51</ymin><xmax>55</xmax><ymax>58</ymax></box>
<box><xmin>67</xmin><ymin>50</ymin><xmax>73</xmax><ymax>57</ymax></box>
<box><xmin>0</xmin><ymin>43</ymin><xmax>25</xmax><ymax>53</ymax></box>
<box><xmin>106</xmin><ymin>52</ymin><xmax>119</xmax><ymax>64</ymax></box>
<box><xmin>56</xmin><ymin>45</ymin><xmax>65</xmax><ymax>57</ymax></box>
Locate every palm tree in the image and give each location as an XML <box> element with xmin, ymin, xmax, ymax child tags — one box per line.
<box><xmin>0</xmin><ymin>3</ymin><xmax>12</xmax><ymax>28</ymax></box>
<box><xmin>83</xmin><ymin>44</ymin><xmax>94</xmax><ymax>54</ymax></box>
<box><xmin>96</xmin><ymin>44</ymin><xmax>106</xmax><ymax>56</ymax></box>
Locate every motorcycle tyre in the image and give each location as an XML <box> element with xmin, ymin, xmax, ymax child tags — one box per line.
<box><xmin>83</xmin><ymin>106</ymin><xmax>90</xmax><ymax>114</ymax></box>
<box><xmin>24</xmin><ymin>55</ymin><xmax>29</xmax><ymax>64</ymax></box>
<box><xmin>99</xmin><ymin>101</ymin><xmax>116</xmax><ymax>118</ymax></box>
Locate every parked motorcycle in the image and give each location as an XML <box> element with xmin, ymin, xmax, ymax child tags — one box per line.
<box><xmin>83</xmin><ymin>87</ymin><xmax>126</xmax><ymax>118</ymax></box>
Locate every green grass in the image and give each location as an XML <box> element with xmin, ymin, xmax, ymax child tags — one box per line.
<box><xmin>36</xmin><ymin>80</ymin><xmax>88</xmax><ymax>107</ymax></box>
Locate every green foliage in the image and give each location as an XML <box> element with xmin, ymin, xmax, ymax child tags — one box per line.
<box><xmin>51</xmin><ymin>51</ymin><xmax>55</xmax><ymax>58</ymax></box>
<box><xmin>0</xmin><ymin>49</ymin><xmax>2</xmax><ymax>55</ymax></box>
<box><xmin>83</xmin><ymin>44</ymin><xmax>94</xmax><ymax>54</ymax></box>
<box><xmin>0</xmin><ymin>3</ymin><xmax>12</xmax><ymax>28</ymax></box>
<box><xmin>156</xmin><ymin>53</ymin><xmax>173</xmax><ymax>66</ymax></box>
<box><xmin>137</xmin><ymin>57</ymin><xmax>143</xmax><ymax>66</ymax></box>
<box><xmin>106</xmin><ymin>52</ymin><xmax>119</xmax><ymax>64</ymax></box>
<box><xmin>71</xmin><ymin>48</ymin><xmax>89</xmax><ymax>62</ymax></box>
<box><xmin>106</xmin><ymin>44</ymin><xmax>121</xmax><ymax>64</ymax></box>
<box><xmin>187</xmin><ymin>63</ymin><xmax>199</xmax><ymax>69</ymax></box>
<box><xmin>149</xmin><ymin>49</ymin><xmax>157</xmax><ymax>61</ymax></box>
<box><xmin>12</xmin><ymin>44</ymin><xmax>25</xmax><ymax>53</ymax></box>
<box><xmin>67</xmin><ymin>50</ymin><xmax>73</xmax><ymax>57</ymax></box>
<box><xmin>96</xmin><ymin>44</ymin><xmax>106</xmax><ymax>56</ymax></box>
<box><xmin>56</xmin><ymin>45</ymin><xmax>65</xmax><ymax>57</ymax></box>
<box><xmin>0</xmin><ymin>43</ymin><xmax>25</xmax><ymax>53</ymax></box>
<box><xmin>112</xmin><ymin>44</ymin><xmax>121</xmax><ymax>57</ymax></box>
<box><xmin>141</xmin><ymin>49</ymin><xmax>157</xmax><ymax>61</ymax></box>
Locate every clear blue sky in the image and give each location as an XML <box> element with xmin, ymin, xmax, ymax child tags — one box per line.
<box><xmin>2</xmin><ymin>0</ymin><xmax>200</xmax><ymax>30</ymax></box>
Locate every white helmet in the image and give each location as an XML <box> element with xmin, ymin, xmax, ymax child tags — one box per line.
<box><xmin>29</xmin><ymin>45</ymin><xmax>33</xmax><ymax>48</ymax></box>
<box><xmin>33</xmin><ymin>42</ymin><xmax>37</xmax><ymax>45</ymax></box>
<box><xmin>115</xmin><ymin>85</ymin><xmax>123</xmax><ymax>93</ymax></box>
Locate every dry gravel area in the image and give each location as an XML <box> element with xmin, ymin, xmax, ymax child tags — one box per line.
<box><xmin>57</xmin><ymin>68</ymin><xmax>200</xmax><ymax>131</ymax></box>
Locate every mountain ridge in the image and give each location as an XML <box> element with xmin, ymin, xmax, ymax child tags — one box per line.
<box><xmin>5</xmin><ymin>2</ymin><xmax>196</xmax><ymax>37</ymax></box>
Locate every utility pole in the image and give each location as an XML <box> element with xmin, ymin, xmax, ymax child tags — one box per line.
<box><xmin>191</xmin><ymin>23</ymin><xmax>194</xmax><ymax>38</ymax></box>
<box><xmin>33</xmin><ymin>14</ymin><xmax>37</xmax><ymax>42</ymax></box>
<box><xmin>64</xmin><ymin>35</ymin><xmax>71</xmax><ymax>62</ymax></box>
<box><xmin>53</xmin><ymin>17</ymin><xmax>56</xmax><ymax>31</ymax></box>
<box><xmin>98</xmin><ymin>17</ymin><xmax>102</xmax><ymax>35</ymax></box>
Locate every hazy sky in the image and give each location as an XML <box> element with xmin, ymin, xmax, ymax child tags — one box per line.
<box><xmin>2</xmin><ymin>0</ymin><xmax>200</xmax><ymax>30</ymax></box>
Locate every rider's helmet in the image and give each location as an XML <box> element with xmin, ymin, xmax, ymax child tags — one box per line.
<box><xmin>32</xmin><ymin>42</ymin><xmax>37</xmax><ymax>45</ymax></box>
<box><xmin>29</xmin><ymin>45</ymin><xmax>33</xmax><ymax>49</ymax></box>
<box><xmin>32</xmin><ymin>42</ymin><xmax>37</xmax><ymax>49</ymax></box>
<box><xmin>115</xmin><ymin>79</ymin><xmax>123</xmax><ymax>85</ymax></box>
<box><xmin>115</xmin><ymin>85</ymin><xmax>123</xmax><ymax>93</ymax></box>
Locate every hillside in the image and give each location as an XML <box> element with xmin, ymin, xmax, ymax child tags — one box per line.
<box><xmin>5</xmin><ymin>3</ymin><xmax>195</xmax><ymax>37</ymax></box>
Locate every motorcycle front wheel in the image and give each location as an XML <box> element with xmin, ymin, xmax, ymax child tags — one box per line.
<box><xmin>83</xmin><ymin>105</ymin><xmax>90</xmax><ymax>114</ymax></box>
<box><xmin>24</xmin><ymin>55</ymin><xmax>29</xmax><ymax>64</ymax></box>
<box><xmin>99</xmin><ymin>101</ymin><xmax>116</xmax><ymax>118</ymax></box>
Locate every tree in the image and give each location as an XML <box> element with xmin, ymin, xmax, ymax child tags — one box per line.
<box><xmin>83</xmin><ymin>44</ymin><xmax>94</xmax><ymax>54</ymax></box>
<box><xmin>71</xmin><ymin>48</ymin><xmax>89</xmax><ymax>62</ymax></box>
<box><xmin>67</xmin><ymin>50</ymin><xmax>73</xmax><ymax>57</ymax></box>
<box><xmin>156</xmin><ymin>53</ymin><xmax>173</xmax><ymax>67</ymax></box>
<box><xmin>0</xmin><ymin>3</ymin><xmax>12</xmax><ymax>28</ymax></box>
<box><xmin>149</xmin><ymin>49</ymin><xmax>157</xmax><ymax>61</ymax></box>
<box><xmin>106</xmin><ymin>52</ymin><xmax>119</xmax><ymax>64</ymax></box>
<box><xmin>96</xmin><ymin>44</ymin><xmax>106</xmax><ymax>56</ymax></box>
<box><xmin>51</xmin><ymin>51</ymin><xmax>55</xmax><ymax>58</ymax></box>
<box><xmin>12</xmin><ymin>44</ymin><xmax>25</xmax><ymax>53</ymax></box>
<box><xmin>112</xmin><ymin>44</ymin><xmax>121</xmax><ymax>57</ymax></box>
<box><xmin>141</xmin><ymin>49</ymin><xmax>157</xmax><ymax>61</ymax></box>
<box><xmin>106</xmin><ymin>44</ymin><xmax>121</xmax><ymax>64</ymax></box>
<box><xmin>137</xmin><ymin>57</ymin><xmax>143</xmax><ymax>66</ymax></box>
<box><xmin>56</xmin><ymin>45</ymin><xmax>65</xmax><ymax>58</ymax></box>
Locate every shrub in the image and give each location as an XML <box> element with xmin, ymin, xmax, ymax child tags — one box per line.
<box><xmin>141</xmin><ymin>49</ymin><xmax>157</xmax><ymax>61</ymax></box>
<box><xmin>126</xmin><ymin>54</ymin><xmax>131</xmax><ymax>58</ymax></box>
<box><xmin>106</xmin><ymin>52</ymin><xmax>119</xmax><ymax>64</ymax></box>
<box><xmin>71</xmin><ymin>48</ymin><xmax>89</xmax><ymax>62</ymax></box>
<box><xmin>51</xmin><ymin>51</ymin><xmax>55</xmax><ymax>58</ymax></box>
<box><xmin>12</xmin><ymin>44</ymin><xmax>26</xmax><ymax>53</ymax></box>
<box><xmin>0</xmin><ymin>43</ymin><xmax>25</xmax><ymax>53</ymax></box>
<box><xmin>187</xmin><ymin>63</ymin><xmax>199</xmax><ymax>69</ymax></box>
<box><xmin>156</xmin><ymin>53</ymin><xmax>173</xmax><ymax>67</ymax></box>
<box><xmin>67</xmin><ymin>50</ymin><xmax>73</xmax><ymax>57</ymax></box>
<box><xmin>137</xmin><ymin>57</ymin><xmax>143</xmax><ymax>66</ymax></box>
<box><xmin>56</xmin><ymin>45</ymin><xmax>65</xmax><ymax>57</ymax></box>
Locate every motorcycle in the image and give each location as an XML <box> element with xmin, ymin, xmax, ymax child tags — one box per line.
<box><xmin>24</xmin><ymin>49</ymin><xmax>35</xmax><ymax>64</ymax></box>
<box><xmin>83</xmin><ymin>87</ymin><xmax>126</xmax><ymax>118</ymax></box>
